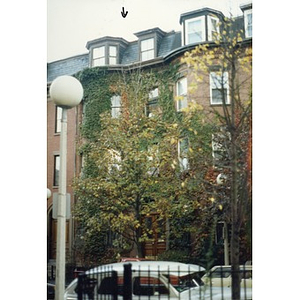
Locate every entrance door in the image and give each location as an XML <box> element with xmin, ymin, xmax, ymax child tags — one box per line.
<box><xmin>143</xmin><ymin>214</ymin><xmax>166</xmax><ymax>257</ymax></box>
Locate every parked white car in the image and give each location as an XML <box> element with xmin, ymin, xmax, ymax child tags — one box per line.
<box><xmin>202</xmin><ymin>265</ymin><xmax>252</xmax><ymax>288</ymax></box>
<box><xmin>64</xmin><ymin>261</ymin><xmax>252</xmax><ymax>300</ymax></box>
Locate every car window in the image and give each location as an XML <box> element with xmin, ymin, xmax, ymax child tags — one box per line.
<box><xmin>167</xmin><ymin>274</ymin><xmax>201</xmax><ymax>292</ymax></box>
<box><xmin>75</xmin><ymin>277</ymin><xmax>98</xmax><ymax>298</ymax></box>
<box><xmin>210</xmin><ymin>267</ymin><xmax>231</xmax><ymax>278</ymax></box>
<box><xmin>241</xmin><ymin>270</ymin><xmax>252</xmax><ymax>279</ymax></box>
<box><xmin>98</xmin><ymin>276</ymin><xmax>124</xmax><ymax>295</ymax></box>
<box><xmin>133</xmin><ymin>277</ymin><xmax>169</xmax><ymax>296</ymax></box>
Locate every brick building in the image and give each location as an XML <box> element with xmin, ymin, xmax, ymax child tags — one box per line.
<box><xmin>47</xmin><ymin>2</ymin><xmax>252</xmax><ymax>271</ymax></box>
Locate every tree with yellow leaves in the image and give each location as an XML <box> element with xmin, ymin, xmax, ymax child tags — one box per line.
<box><xmin>182</xmin><ymin>17</ymin><xmax>252</xmax><ymax>299</ymax></box>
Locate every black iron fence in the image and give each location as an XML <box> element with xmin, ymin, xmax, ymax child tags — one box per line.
<box><xmin>74</xmin><ymin>264</ymin><xmax>252</xmax><ymax>300</ymax></box>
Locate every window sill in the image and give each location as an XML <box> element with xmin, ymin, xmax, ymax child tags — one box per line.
<box><xmin>210</xmin><ymin>103</ymin><xmax>230</xmax><ymax>106</ymax></box>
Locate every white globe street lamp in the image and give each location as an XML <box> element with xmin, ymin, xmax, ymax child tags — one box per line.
<box><xmin>49</xmin><ymin>75</ymin><xmax>83</xmax><ymax>300</ymax></box>
<box><xmin>47</xmin><ymin>188</ymin><xmax>52</xmax><ymax>199</ymax></box>
<box><xmin>216</xmin><ymin>173</ymin><xmax>227</xmax><ymax>185</ymax></box>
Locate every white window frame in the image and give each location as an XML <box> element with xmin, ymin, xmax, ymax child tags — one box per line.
<box><xmin>178</xmin><ymin>138</ymin><xmax>189</xmax><ymax>171</ymax></box>
<box><xmin>176</xmin><ymin>77</ymin><xmax>188</xmax><ymax>111</ymax></box>
<box><xmin>54</xmin><ymin>155</ymin><xmax>60</xmax><ymax>186</ymax></box>
<box><xmin>208</xmin><ymin>16</ymin><xmax>220</xmax><ymax>41</ymax></box>
<box><xmin>146</xmin><ymin>87</ymin><xmax>159</xmax><ymax>117</ymax></box>
<box><xmin>244</xmin><ymin>9</ymin><xmax>252</xmax><ymax>38</ymax></box>
<box><xmin>141</xmin><ymin>38</ymin><xmax>155</xmax><ymax>61</ymax></box>
<box><xmin>92</xmin><ymin>46</ymin><xmax>105</xmax><ymax>66</ymax></box>
<box><xmin>109</xmin><ymin>45</ymin><xmax>117</xmax><ymax>65</ymax></box>
<box><xmin>111</xmin><ymin>95</ymin><xmax>121</xmax><ymax>118</ymax></box>
<box><xmin>185</xmin><ymin>16</ymin><xmax>206</xmax><ymax>45</ymax></box>
<box><xmin>209</xmin><ymin>71</ymin><xmax>230</xmax><ymax>105</ymax></box>
<box><xmin>55</xmin><ymin>106</ymin><xmax>62</xmax><ymax>133</ymax></box>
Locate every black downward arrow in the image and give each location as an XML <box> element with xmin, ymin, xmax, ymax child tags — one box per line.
<box><xmin>121</xmin><ymin>7</ymin><xmax>128</xmax><ymax>18</ymax></box>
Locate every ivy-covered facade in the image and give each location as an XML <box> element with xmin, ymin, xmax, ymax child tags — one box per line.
<box><xmin>47</xmin><ymin>3</ymin><xmax>252</xmax><ymax>271</ymax></box>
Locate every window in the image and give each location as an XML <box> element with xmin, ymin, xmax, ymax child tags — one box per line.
<box><xmin>210</xmin><ymin>267</ymin><xmax>232</xmax><ymax>278</ymax></box>
<box><xmin>54</xmin><ymin>155</ymin><xmax>60</xmax><ymax>186</ymax></box>
<box><xmin>208</xmin><ymin>16</ymin><xmax>220</xmax><ymax>41</ymax></box>
<box><xmin>141</xmin><ymin>38</ymin><xmax>155</xmax><ymax>61</ymax></box>
<box><xmin>146</xmin><ymin>88</ymin><xmax>159</xmax><ymax>117</ymax></box>
<box><xmin>111</xmin><ymin>95</ymin><xmax>121</xmax><ymax>118</ymax></box>
<box><xmin>108</xmin><ymin>149</ymin><xmax>121</xmax><ymax>173</ymax></box>
<box><xmin>212</xmin><ymin>131</ymin><xmax>230</xmax><ymax>167</ymax></box>
<box><xmin>109</xmin><ymin>46</ymin><xmax>117</xmax><ymax>65</ymax></box>
<box><xmin>98</xmin><ymin>276</ymin><xmax>123</xmax><ymax>295</ymax></box>
<box><xmin>210</xmin><ymin>72</ymin><xmax>230</xmax><ymax>105</ymax></box>
<box><xmin>55</xmin><ymin>106</ymin><xmax>62</xmax><ymax>133</ymax></box>
<box><xmin>244</xmin><ymin>10</ymin><xmax>252</xmax><ymax>38</ymax></box>
<box><xmin>147</xmin><ymin>145</ymin><xmax>159</xmax><ymax>176</ymax></box>
<box><xmin>185</xmin><ymin>16</ymin><xmax>205</xmax><ymax>44</ymax></box>
<box><xmin>178</xmin><ymin>138</ymin><xmax>189</xmax><ymax>171</ymax></box>
<box><xmin>176</xmin><ymin>77</ymin><xmax>187</xmax><ymax>111</ymax></box>
<box><xmin>92</xmin><ymin>46</ymin><xmax>105</xmax><ymax>66</ymax></box>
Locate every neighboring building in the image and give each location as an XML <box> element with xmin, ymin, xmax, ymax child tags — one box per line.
<box><xmin>47</xmin><ymin>3</ymin><xmax>252</xmax><ymax>271</ymax></box>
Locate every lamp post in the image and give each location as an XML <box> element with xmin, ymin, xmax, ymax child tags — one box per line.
<box><xmin>49</xmin><ymin>75</ymin><xmax>83</xmax><ymax>300</ymax></box>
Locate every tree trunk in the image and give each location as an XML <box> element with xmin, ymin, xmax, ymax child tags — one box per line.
<box><xmin>135</xmin><ymin>195</ymin><xmax>144</xmax><ymax>258</ymax></box>
<box><xmin>135</xmin><ymin>226</ymin><xmax>144</xmax><ymax>258</ymax></box>
<box><xmin>231</xmin><ymin>220</ymin><xmax>241</xmax><ymax>299</ymax></box>
<box><xmin>231</xmin><ymin>133</ymin><xmax>241</xmax><ymax>300</ymax></box>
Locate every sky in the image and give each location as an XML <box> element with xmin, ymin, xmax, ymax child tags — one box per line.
<box><xmin>47</xmin><ymin>0</ymin><xmax>247</xmax><ymax>62</ymax></box>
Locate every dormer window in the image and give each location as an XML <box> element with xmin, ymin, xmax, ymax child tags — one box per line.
<box><xmin>92</xmin><ymin>46</ymin><xmax>105</xmax><ymax>66</ymax></box>
<box><xmin>109</xmin><ymin>46</ymin><xmax>117</xmax><ymax>64</ymax></box>
<box><xmin>180</xmin><ymin>8</ymin><xmax>224</xmax><ymax>46</ymax></box>
<box><xmin>244</xmin><ymin>9</ymin><xmax>252</xmax><ymax>38</ymax></box>
<box><xmin>141</xmin><ymin>38</ymin><xmax>155</xmax><ymax>61</ymax></box>
<box><xmin>208</xmin><ymin>16</ymin><xmax>220</xmax><ymax>41</ymax></box>
<box><xmin>87</xmin><ymin>37</ymin><xmax>128</xmax><ymax>67</ymax></box>
<box><xmin>185</xmin><ymin>16</ymin><xmax>205</xmax><ymax>44</ymax></box>
<box><xmin>240</xmin><ymin>3</ymin><xmax>252</xmax><ymax>39</ymax></box>
<box><xmin>135</xmin><ymin>28</ymin><xmax>166</xmax><ymax>62</ymax></box>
